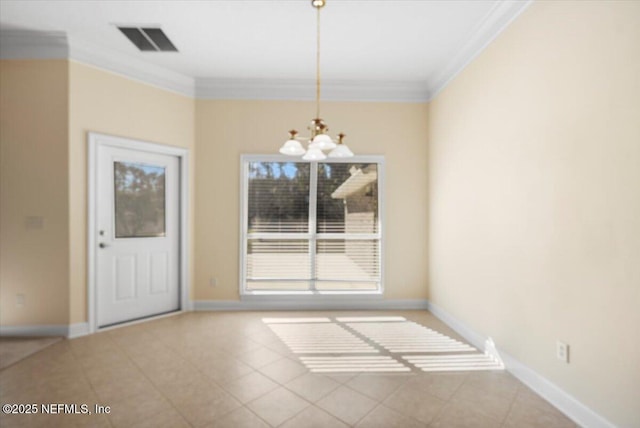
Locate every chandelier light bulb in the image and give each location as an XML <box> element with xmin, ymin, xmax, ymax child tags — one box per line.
<box><xmin>328</xmin><ymin>133</ymin><xmax>354</xmax><ymax>158</ymax></box>
<box><xmin>309</xmin><ymin>134</ymin><xmax>336</xmax><ymax>150</ymax></box>
<box><xmin>328</xmin><ymin>144</ymin><xmax>353</xmax><ymax>158</ymax></box>
<box><xmin>280</xmin><ymin>130</ymin><xmax>306</xmax><ymax>156</ymax></box>
<box><xmin>280</xmin><ymin>139</ymin><xmax>305</xmax><ymax>156</ymax></box>
<box><xmin>302</xmin><ymin>147</ymin><xmax>327</xmax><ymax>161</ymax></box>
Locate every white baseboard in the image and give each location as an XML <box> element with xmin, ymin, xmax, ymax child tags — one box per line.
<box><xmin>426</xmin><ymin>301</ymin><xmax>616</xmax><ymax>428</ymax></box>
<box><xmin>0</xmin><ymin>322</ymin><xmax>90</xmax><ymax>339</ymax></box>
<box><xmin>67</xmin><ymin>322</ymin><xmax>90</xmax><ymax>339</ymax></box>
<box><xmin>0</xmin><ymin>324</ymin><xmax>68</xmax><ymax>337</ymax></box>
<box><xmin>193</xmin><ymin>298</ymin><xmax>428</xmax><ymax>311</ymax></box>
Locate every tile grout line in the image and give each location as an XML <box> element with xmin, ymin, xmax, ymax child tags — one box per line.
<box><xmin>349</xmin><ymin>401</ymin><xmax>381</xmax><ymax>427</ymax></box>
<box><xmin>160</xmin><ymin>325</ymin><xmax>300</xmax><ymax>428</ymax></box>
<box><xmin>338</xmin><ymin>318</ymin><xmax>419</xmax><ymax>373</ymax></box>
<box><xmin>72</xmin><ymin>333</ymin><xmax>122</xmax><ymax>428</ymax></box>
<box><xmin>499</xmin><ymin>385</ymin><xmax>526</xmax><ymax>428</ymax></box>
<box><xmin>241</xmin><ymin>404</ymin><xmax>275</xmax><ymax>428</ymax></box>
<box><xmin>426</xmin><ymin>370</ymin><xmax>471</xmax><ymax>427</ymax></box>
<box><xmin>112</xmin><ymin>326</ymin><xmax>196</xmax><ymax>428</ymax></box>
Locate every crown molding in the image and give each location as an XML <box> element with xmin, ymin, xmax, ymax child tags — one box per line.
<box><xmin>0</xmin><ymin>29</ymin><xmax>195</xmax><ymax>97</ymax></box>
<box><xmin>0</xmin><ymin>29</ymin><xmax>68</xmax><ymax>59</ymax></box>
<box><xmin>426</xmin><ymin>0</ymin><xmax>534</xmax><ymax>100</ymax></box>
<box><xmin>67</xmin><ymin>37</ymin><xmax>195</xmax><ymax>97</ymax></box>
<box><xmin>195</xmin><ymin>78</ymin><xmax>430</xmax><ymax>103</ymax></box>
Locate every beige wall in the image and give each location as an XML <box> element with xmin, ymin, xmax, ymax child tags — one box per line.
<box><xmin>1</xmin><ymin>60</ymin><xmax>196</xmax><ymax>327</ymax></box>
<box><xmin>428</xmin><ymin>2</ymin><xmax>640</xmax><ymax>427</ymax></box>
<box><xmin>195</xmin><ymin>100</ymin><xmax>428</xmax><ymax>301</ymax></box>
<box><xmin>0</xmin><ymin>60</ymin><xmax>70</xmax><ymax>325</ymax></box>
<box><xmin>2</xmin><ymin>62</ymin><xmax>428</xmax><ymax>326</ymax></box>
<box><xmin>68</xmin><ymin>62</ymin><xmax>196</xmax><ymax>324</ymax></box>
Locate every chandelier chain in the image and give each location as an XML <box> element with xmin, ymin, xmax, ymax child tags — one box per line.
<box><xmin>316</xmin><ymin>4</ymin><xmax>321</xmax><ymax>119</ymax></box>
<box><xmin>278</xmin><ymin>0</ymin><xmax>353</xmax><ymax>159</ymax></box>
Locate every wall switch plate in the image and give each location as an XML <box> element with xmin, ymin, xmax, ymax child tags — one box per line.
<box><xmin>556</xmin><ymin>341</ymin><xmax>569</xmax><ymax>363</ymax></box>
<box><xmin>209</xmin><ymin>277</ymin><xmax>218</xmax><ymax>287</ymax></box>
<box><xmin>16</xmin><ymin>294</ymin><xmax>25</xmax><ymax>307</ymax></box>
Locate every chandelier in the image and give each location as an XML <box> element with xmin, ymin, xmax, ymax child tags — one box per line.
<box><xmin>279</xmin><ymin>0</ymin><xmax>354</xmax><ymax>160</ymax></box>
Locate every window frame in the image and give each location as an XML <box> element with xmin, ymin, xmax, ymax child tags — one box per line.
<box><xmin>239</xmin><ymin>154</ymin><xmax>385</xmax><ymax>297</ymax></box>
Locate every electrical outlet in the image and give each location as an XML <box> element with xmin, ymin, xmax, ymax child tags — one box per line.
<box><xmin>556</xmin><ymin>341</ymin><xmax>569</xmax><ymax>363</ymax></box>
<box><xmin>16</xmin><ymin>294</ymin><xmax>25</xmax><ymax>307</ymax></box>
<box><xmin>209</xmin><ymin>277</ymin><xmax>218</xmax><ymax>287</ymax></box>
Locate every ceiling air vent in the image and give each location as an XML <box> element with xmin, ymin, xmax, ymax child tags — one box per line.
<box><xmin>118</xmin><ymin>27</ymin><xmax>178</xmax><ymax>52</ymax></box>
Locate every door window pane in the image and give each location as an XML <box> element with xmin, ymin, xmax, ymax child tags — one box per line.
<box><xmin>114</xmin><ymin>162</ymin><xmax>166</xmax><ymax>238</ymax></box>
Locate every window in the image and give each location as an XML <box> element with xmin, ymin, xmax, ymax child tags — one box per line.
<box><xmin>241</xmin><ymin>155</ymin><xmax>383</xmax><ymax>295</ymax></box>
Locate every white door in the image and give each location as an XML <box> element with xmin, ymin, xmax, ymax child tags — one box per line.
<box><xmin>96</xmin><ymin>144</ymin><xmax>180</xmax><ymax>327</ymax></box>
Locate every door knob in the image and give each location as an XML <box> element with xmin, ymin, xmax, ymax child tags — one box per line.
<box><xmin>99</xmin><ymin>243</ymin><xmax>109</xmax><ymax>249</ymax></box>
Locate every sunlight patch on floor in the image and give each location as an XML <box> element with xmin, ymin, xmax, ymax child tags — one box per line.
<box><xmin>267</xmin><ymin>322</ymin><xmax>378</xmax><ymax>354</ymax></box>
<box><xmin>403</xmin><ymin>354</ymin><xmax>504</xmax><ymax>372</ymax></box>
<box><xmin>346</xmin><ymin>321</ymin><xmax>476</xmax><ymax>353</ymax></box>
<box><xmin>300</xmin><ymin>356</ymin><xmax>410</xmax><ymax>373</ymax></box>
<box><xmin>263</xmin><ymin>317</ymin><xmax>503</xmax><ymax>373</ymax></box>
<box><xmin>335</xmin><ymin>316</ymin><xmax>406</xmax><ymax>323</ymax></box>
<box><xmin>262</xmin><ymin>317</ymin><xmax>331</xmax><ymax>324</ymax></box>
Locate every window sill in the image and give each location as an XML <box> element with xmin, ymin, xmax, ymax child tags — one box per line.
<box><xmin>241</xmin><ymin>290</ymin><xmax>383</xmax><ymax>301</ymax></box>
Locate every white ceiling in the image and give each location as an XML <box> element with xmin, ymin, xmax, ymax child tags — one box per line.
<box><xmin>0</xmin><ymin>0</ymin><xmax>532</xmax><ymax>100</ymax></box>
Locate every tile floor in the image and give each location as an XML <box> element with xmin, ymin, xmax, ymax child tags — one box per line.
<box><xmin>0</xmin><ymin>336</ymin><xmax>62</xmax><ymax>370</ymax></box>
<box><xmin>0</xmin><ymin>311</ymin><xmax>578</xmax><ymax>427</ymax></box>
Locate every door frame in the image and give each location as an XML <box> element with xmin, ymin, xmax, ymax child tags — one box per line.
<box><xmin>87</xmin><ymin>132</ymin><xmax>190</xmax><ymax>334</ymax></box>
